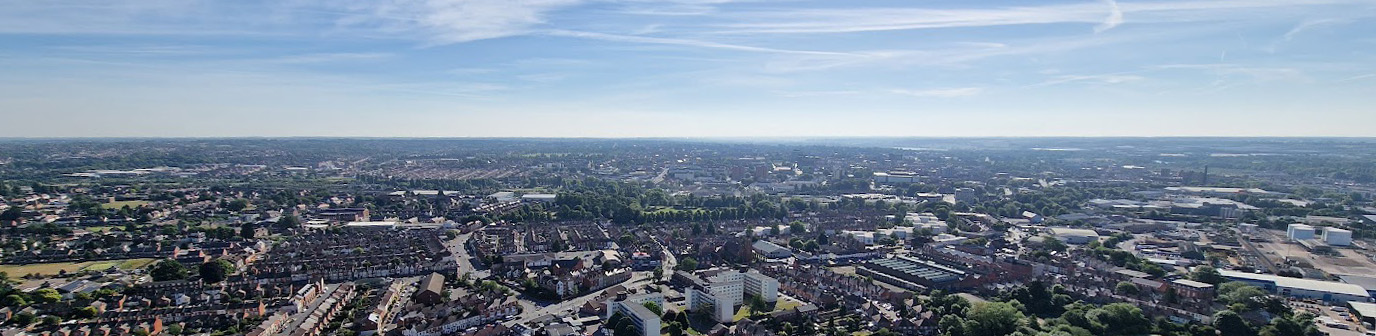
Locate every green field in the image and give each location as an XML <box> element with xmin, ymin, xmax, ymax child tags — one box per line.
<box><xmin>731</xmin><ymin>297</ymin><xmax>806</xmax><ymax>321</ymax></box>
<box><xmin>101</xmin><ymin>200</ymin><xmax>149</xmax><ymax>209</ymax></box>
<box><xmin>0</xmin><ymin>258</ymin><xmax>155</xmax><ymax>276</ymax></box>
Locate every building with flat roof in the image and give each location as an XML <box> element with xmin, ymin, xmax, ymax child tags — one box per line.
<box><xmin>684</xmin><ymin>268</ymin><xmax>778</xmax><ymax>323</ymax></box>
<box><xmin>521</xmin><ymin>193</ymin><xmax>558</xmax><ymax>203</ymax></box>
<box><xmin>1170</xmin><ymin>279</ymin><xmax>1215</xmax><ymax>300</ymax></box>
<box><xmin>1323</xmin><ymin>227</ymin><xmax>1352</xmax><ymax>246</ymax></box>
<box><xmin>606</xmin><ymin>293</ymin><xmax>663</xmax><ymax>336</ymax></box>
<box><xmin>1048</xmin><ymin>227</ymin><xmax>1099</xmax><ymax>244</ymax></box>
<box><xmin>857</xmin><ymin>256</ymin><xmax>965</xmax><ymax>290</ymax></box>
<box><xmin>752</xmin><ymin>240</ymin><xmax>792</xmax><ymax>259</ymax></box>
<box><xmin>873</xmin><ymin>171</ymin><xmax>919</xmax><ymax>184</ymax></box>
<box><xmin>1287</xmin><ymin>224</ymin><xmax>1316</xmax><ymax>241</ymax></box>
<box><xmin>1219</xmin><ymin>270</ymin><xmax>1370</xmax><ymax>303</ymax></box>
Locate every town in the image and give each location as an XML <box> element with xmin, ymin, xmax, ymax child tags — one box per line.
<box><xmin>2</xmin><ymin>138</ymin><xmax>1376</xmax><ymax>336</ymax></box>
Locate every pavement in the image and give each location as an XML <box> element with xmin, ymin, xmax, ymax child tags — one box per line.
<box><xmin>447</xmin><ymin>231</ymin><xmax>489</xmax><ymax>279</ymax></box>
<box><xmin>507</xmin><ymin>272</ymin><xmax>651</xmax><ymax>326</ymax></box>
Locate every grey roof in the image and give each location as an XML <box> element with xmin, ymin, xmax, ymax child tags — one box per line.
<box><xmin>752</xmin><ymin>240</ymin><xmax>790</xmax><ymax>254</ymax></box>
<box><xmin>1171</xmin><ymin>279</ymin><xmax>1214</xmax><ymax>289</ymax></box>
<box><xmin>1339</xmin><ymin>274</ymin><xmax>1376</xmax><ymax>292</ymax></box>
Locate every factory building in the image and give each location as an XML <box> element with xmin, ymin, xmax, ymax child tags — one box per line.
<box><xmin>1219</xmin><ymin>270</ymin><xmax>1370</xmax><ymax>303</ymax></box>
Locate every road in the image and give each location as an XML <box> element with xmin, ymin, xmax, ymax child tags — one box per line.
<box><xmin>446</xmin><ymin>230</ymin><xmax>488</xmax><ymax>279</ymax></box>
<box><xmin>507</xmin><ymin>272</ymin><xmax>651</xmax><ymax>326</ymax></box>
<box><xmin>449</xmin><ymin>229</ymin><xmax>676</xmax><ymax>327</ymax></box>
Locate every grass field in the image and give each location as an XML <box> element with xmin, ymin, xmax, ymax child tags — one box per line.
<box><xmin>0</xmin><ymin>258</ymin><xmax>155</xmax><ymax>276</ymax></box>
<box><xmin>101</xmin><ymin>200</ymin><xmax>149</xmax><ymax>209</ymax></box>
<box><xmin>731</xmin><ymin>297</ymin><xmax>807</xmax><ymax>321</ymax></box>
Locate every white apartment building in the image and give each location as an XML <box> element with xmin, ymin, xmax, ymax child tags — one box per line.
<box><xmin>606</xmin><ymin>293</ymin><xmax>664</xmax><ymax>336</ymax></box>
<box><xmin>685</xmin><ymin>268</ymin><xmax>779</xmax><ymax>323</ymax></box>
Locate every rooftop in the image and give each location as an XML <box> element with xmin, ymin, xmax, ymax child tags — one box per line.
<box><xmin>1220</xmin><ymin>270</ymin><xmax>1370</xmax><ymax>297</ymax></box>
<box><xmin>1171</xmin><ymin>279</ymin><xmax>1214</xmax><ymax>289</ymax></box>
<box><xmin>1349</xmin><ymin>301</ymin><xmax>1376</xmax><ymax>318</ymax></box>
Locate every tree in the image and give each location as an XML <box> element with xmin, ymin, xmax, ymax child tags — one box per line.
<box><xmin>665</xmin><ymin>322</ymin><xmax>684</xmax><ymax>336</ymax></box>
<box><xmin>226</xmin><ymin>199</ymin><xmax>250</xmax><ymax>212</ymax></box>
<box><xmin>41</xmin><ymin>315</ymin><xmax>61</xmax><ymax>326</ymax></box>
<box><xmin>1212</xmin><ymin>310</ymin><xmax>1255</xmax><ymax>336</ymax></box>
<box><xmin>789</xmin><ymin>221</ymin><xmax>806</xmax><ymax>235</ymax></box>
<box><xmin>963</xmin><ymin>301</ymin><xmax>1027</xmax><ymax>336</ymax></box>
<box><xmin>150</xmin><ymin>259</ymin><xmax>190</xmax><ymax>281</ymax></box>
<box><xmin>748</xmin><ymin>294</ymin><xmax>771</xmax><ymax>314</ymax></box>
<box><xmin>1086</xmin><ymin>303</ymin><xmax>1149</xmax><ymax>336</ymax></box>
<box><xmin>652</xmin><ymin>266</ymin><xmax>664</xmax><ymax>280</ymax></box>
<box><xmin>10</xmin><ymin>312</ymin><xmax>35</xmax><ymax>326</ymax></box>
<box><xmin>1114</xmin><ymin>281</ymin><xmax>1140</xmax><ymax>296</ymax></box>
<box><xmin>275</xmin><ymin>215</ymin><xmax>301</xmax><ymax>229</ymax></box>
<box><xmin>1190</xmin><ymin>266</ymin><xmax>1227</xmax><ymax>285</ymax></box>
<box><xmin>677</xmin><ymin>257</ymin><xmax>698</xmax><ymax>271</ymax></box>
<box><xmin>239</xmin><ymin>223</ymin><xmax>257</xmax><ymax>239</ymax></box>
<box><xmin>1043</xmin><ymin>237</ymin><xmax>1068</xmax><ymax>253</ymax></box>
<box><xmin>75</xmin><ymin>306</ymin><xmax>98</xmax><ymax>318</ymax></box>
<box><xmin>1217</xmin><ymin>282</ymin><xmax>1267</xmax><ymax>309</ymax></box>
<box><xmin>3</xmin><ymin>294</ymin><xmax>26</xmax><ymax>307</ymax></box>
<box><xmin>33</xmin><ymin>288</ymin><xmax>61</xmax><ymax>303</ymax></box>
<box><xmin>0</xmin><ymin>207</ymin><xmax>22</xmax><ymax>222</ymax></box>
<box><xmin>1259</xmin><ymin>313</ymin><xmax>1322</xmax><ymax>336</ymax></box>
<box><xmin>199</xmin><ymin>259</ymin><xmax>236</xmax><ymax>283</ymax></box>
<box><xmin>643</xmin><ymin>301</ymin><xmax>663</xmax><ymax>316</ymax></box>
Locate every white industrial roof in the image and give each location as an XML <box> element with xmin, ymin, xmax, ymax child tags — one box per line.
<box><xmin>1350</xmin><ymin>301</ymin><xmax>1376</xmax><ymax>318</ymax></box>
<box><xmin>1220</xmin><ymin>270</ymin><xmax>1370</xmax><ymax>297</ymax></box>
<box><xmin>1049</xmin><ymin>227</ymin><xmax>1099</xmax><ymax>237</ymax></box>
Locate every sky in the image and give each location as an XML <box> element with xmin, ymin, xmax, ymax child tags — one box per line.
<box><xmin>0</xmin><ymin>0</ymin><xmax>1374</xmax><ymax>138</ymax></box>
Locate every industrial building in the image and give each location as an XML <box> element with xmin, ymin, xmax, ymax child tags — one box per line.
<box><xmin>1219</xmin><ymin>270</ymin><xmax>1370</xmax><ymax>303</ymax></box>
<box><xmin>1287</xmin><ymin>224</ymin><xmax>1316</xmax><ymax>241</ymax></box>
<box><xmin>1048</xmin><ymin>227</ymin><xmax>1100</xmax><ymax>244</ymax></box>
<box><xmin>873</xmin><ymin>171</ymin><xmax>920</xmax><ymax>184</ymax></box>
<box><xmin>857</xmin><ymin>256</ymin><xmax>966</xmax><ymax>290</ymax></box>
<box><xmin>752</xmin><ymin>240</ymin><xmax>793</xmax><ymax>259</ymax></box>
<box><xmin>1322</xmin><ymin>227</ymin><xmax>1353</xmax><ymax>246</ymax></box>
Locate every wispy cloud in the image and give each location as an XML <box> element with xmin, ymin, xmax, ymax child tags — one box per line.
<box><xmin>1337</xmin><ymin>73</ymin><xmax>1376</xmax><ymax>82</ymax></box>
<box><xmin>1282</xmin><ymin>18</ymin><xmax>1347</xmax><ymax>41</ymax></box>
<box><xmin>543</xmin><ymin>29</ymin><xmax>854</xmax><ymax>56</ymax></box>
<box><xmin>339</xmin><ymin>0</ymin><xmax>586</xmax><ymax>44</ymax></box>
<box><xmin>1095</xmin><ymin>0</ymin><xmax>1124</xmax><ymax>33</ymax></box>
<box><xmin>889</xmin><ymin>87</ymin><xmax>983</xmax><ymax>98</ymax></box>
<box><xmin>712</xmin><ymin>0</ymin><xmax>1369</xmax><ymax>35</ymax></box>
<box><xmin>1036</xmin><ymin>74</ymin><xmax>1144</xmax><ymax>86</ymax></box>
<box><xmin>49</xmin><ymin>44</ymin><xmax>220</xmax><ymax>56</ymax></box>
<box><xmin>268</xmin><ymin>52</ymin><xmax>393</xmax><ymax>64</ymax></box>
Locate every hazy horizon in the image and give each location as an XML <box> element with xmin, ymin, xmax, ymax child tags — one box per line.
<box><xmin>2</xmin><ymin>0</ymin><xmax>1374</xmax><ymax>137</ymax></box>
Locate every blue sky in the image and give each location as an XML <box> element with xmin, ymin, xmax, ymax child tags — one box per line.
<box><xmin>0</xmin><ymin>0</ymin><xmax>1373</xmax><ymax>137</ymax></box>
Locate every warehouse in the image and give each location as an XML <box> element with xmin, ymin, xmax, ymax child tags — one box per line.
<box><xmin>1219</xmin><ymin>270</ymin><xmax>1370</xmax><ymax>303</ymax></box>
